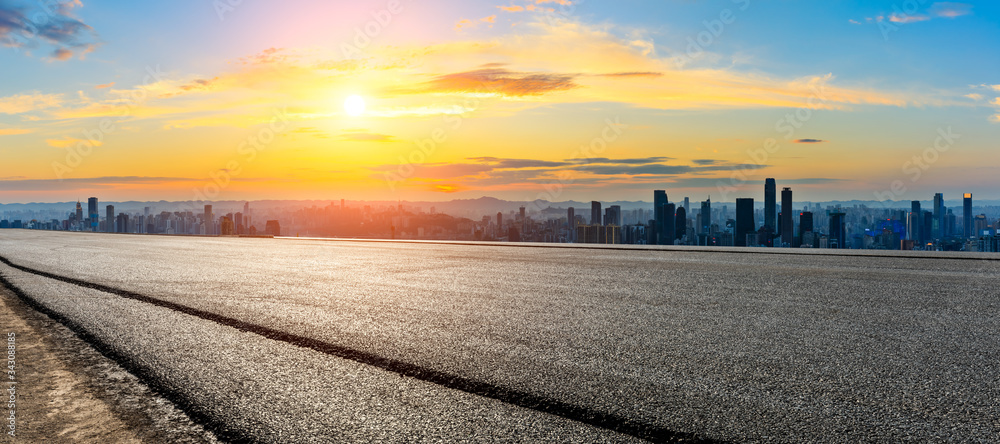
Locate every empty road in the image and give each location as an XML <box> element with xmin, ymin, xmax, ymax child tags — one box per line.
<box><xmin>2</xmin><ymin>230</ymin><xmax>999</xmax><ymax>442</ymax></box>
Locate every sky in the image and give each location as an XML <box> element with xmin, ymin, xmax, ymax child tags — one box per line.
<box><xmin>1</xmin><ymin>0</ymin><xmax>999</xmax><ymax>204</ymax></box>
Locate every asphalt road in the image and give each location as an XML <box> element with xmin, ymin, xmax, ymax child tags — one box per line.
<box><xmin>1</xmin><ymin>230</ymin><xmax>999</xmax><ymax>442</ymax></box>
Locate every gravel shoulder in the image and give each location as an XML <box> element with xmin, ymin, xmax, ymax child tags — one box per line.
<box><xmin>0</xmin><ymin>286</ymin><xmax>218</xmax><ymax>443</ymax></box>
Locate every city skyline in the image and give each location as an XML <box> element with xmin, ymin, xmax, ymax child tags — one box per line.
<box><xmin>5</xmin><ymin>179</ymin><xmax>999</xmax><ymax>252</ymax></box>
<box><xmin>1</xmin><ymin>1</ymin><xmax>1000</xmax><ymax>203</ymax></box>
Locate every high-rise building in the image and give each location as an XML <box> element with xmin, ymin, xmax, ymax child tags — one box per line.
<box><xmin>964</xmin><ymin>193</ymin><xmax>973</xmax><ymax>238</ymax></box>
<box><xmin>106</xmin><ymin>205</ymin><xmax>114</xmax><ymax>233</ymax></box>
<box><xmin>608</xmin><ymin>205</ymin><xmax>621</xmax><ymax>226</ymax></box>
<box><xmin>735</xmin><ymin>198</ymin><xmax>755</xmax><ymax>247</ymax></box>
<box><xmin>591</xmin><ymin>201</ymin><xmax>602</xmax><ymax>226</ymax></box>
<box><xmin>910</xmin><ymin>201</ymin><xmax>922</xmax><ymax>244</ymax></box>
<box><xmin>683</xmin><ymin>197</ymin><xmax>690</xmax><ymax>216</ymax></box>
<box><xmin>829</xmin><ymin>212</ymin><xmax>847</xmax><ymax>249</ymax></box>
<box><xmin>653</xmin><ymin>190</ymin><xmax>667</xmax><ymax>243</ymax></box>
<box><xmin>764</xmin><ymin>178</ymin><xmax>776</xmax><ymax>233</ymax></box>
<box><xmin>663</xmin><ymin>203</ymin><xmax>676</xmax><ymax>245</ymax></box>
<box><xmin>675</xmin><ymin>206</ymin><xmax>686</xmax><ymax>242</ymax></box>
<box><xmin>799</xmin><ymin>212</ymin><xmax>814</xmax><ymax>247</ymax></box>
<box><xmin>781</xmin><ymin>187</ymin><xmax>793</xmax><ymax>247</ymax></box>
<box><xmin>204</xmin><ymin>204</ymin><xmax>214</xmax><ymax>235</ymax></box>
<box><xmin>933</xmin><ymin>193</ymin><xmax>944</xmax><ymax>239</ymax></box>
<box><xmin>87</xmin><ymin>197</ymin><xmax>98</xmax><ymax>231</ymax></box>
<box><xmin>75</xmin><ymin>201</ymin><xmax>83</xmax><ymax>225</ymax></box>
<box><xmin>243</xmin><ymin>202</ymin><xmax>251</xmax><ymax>229</ymax></box>
<box><xmin>567</xmin><ymin>207</ymin><xmax>575</xmax><ymax>242</ymax></box>
<box><xmin>700</xmin><ymin>198</ymin><xmax>711</xmax><ymax>234</ymax></box>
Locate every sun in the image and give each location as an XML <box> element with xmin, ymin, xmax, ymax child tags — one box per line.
<box><xmin>344</xmin><ymin>94</ymin><xmax>366</xmax><ymax>117</ymax></box>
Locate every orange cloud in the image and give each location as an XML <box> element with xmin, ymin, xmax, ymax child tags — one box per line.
<box><xmin>498</xmin><ymin>5</ymin><xmax>524</xmax><ymax>12</ymax></box>
<box><xmin>45</xmin><ymin>137</ymin><xmax>102</xmax><ymax>148</ymax></box>
<box><xmin>0</xmin><ymin>128</ymin><xmax>33</xmax><ymax>136</ymax></box>
<box><xmin>95</xmin><ymin>82</ymin><xmax>115</xmax><ymax>89</ymax></box>
<box><xmin>0</xmin><ymin>92</ymin><xmax>63</xmax><ymax>114</ymax></box>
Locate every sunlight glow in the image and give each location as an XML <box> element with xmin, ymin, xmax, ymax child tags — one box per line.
<box><xmin>344</xmin><ymin>95</ymin><xmax>366</xmax><ymax>117</ymax></box>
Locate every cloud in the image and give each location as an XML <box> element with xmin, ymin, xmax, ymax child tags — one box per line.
<box><xmin>0</xmin><ymin>128</ymin><xmax>33</xmax><ymax>136</ymax></box>
<box><xmin>45</xmin><ymin>136</ymin><xmax>101</xmax><ymax>148</ymax></box>
<box><xmin>339</xmin><ymin>131</ymin><xmax>396</xmax><ymax>142</ymax></box>
<box><xmin>868</xmin><ymin>2</ymin><xmax>972</xmax><ymax>25</ymax></box>
<box><xmin>566</xmin><ymin>157</ymin><xmax>673</xmax><ymax>165</ymax></box>
<box><xmin>498</xmin><ymin>5</ymin><xmax>524</xmax><ymax>12</ymax></box>
<box><xmin>849</xmin><ymin>19</ymin><xmax>862</xmax><ymax>25</ymax></box>
<box><xmin>929</xmin><ymin>2</ymin><xmax>973</xmax><ymax>18</ymax></box>
<box><xmin>94</xmin><ymin>82</ymin><xmax>115</xmax><ymax>89</ymax></box>
<box><xmin>889</xmin><ymin>14</ymin><xmax>930</xmax><ymax>23</ymax></box>
<box><xmin>793</xmin><ymin>139</ymin><xmax>828</xmax><ymax>143</ymax></box>
<box><xmin>594</xmin><ymin>72</ymin><xmax>663</xmax><ymax>78</ymax></box>
<box><xmin>423</xmin><ymin>68</ymin><xmax>577</xmax><ymax>97</ymax></box>
<box><xmin>0</xmin><ymin>92</ymin><xmax>62</xmax><ymax>114</ymax></box>
<box><xmin>481</xmin><ymin>15</ymin><xmax>496</xmax><ymax>24</ymax></box>
<box><xmin>691</xmin><ymin>159</ymin><xmax>719</xmax><ymax>165</ymax></box>
<box><xmin>469</xmin><ymin>157</ymin><xmax>569</xmax><ymax>168</ymax></box>
<box><xmin>0</xmin><ymin>0</ymin><xmax>99</xmax><ymax>61</ymax></box>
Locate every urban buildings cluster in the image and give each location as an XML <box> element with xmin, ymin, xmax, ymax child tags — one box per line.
<box><xmin>569</xmin><ymin>181</ymin><xmax>1000</xmax><ymax>252</ymax></box>
<box><xmin>0</xmin><ymin>198</ymin><xmax>280</xmax><ymax>236</ymax></box>
<box><xmin>3</xmin><ymin>183</ymin><xmax>1000</xmax><ymax>252</ymax></box>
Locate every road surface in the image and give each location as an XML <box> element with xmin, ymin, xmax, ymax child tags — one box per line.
<box><xmin>1</xmin><ymin>230</ymin><xmax>999</xmax><ymax>442</ymax></box>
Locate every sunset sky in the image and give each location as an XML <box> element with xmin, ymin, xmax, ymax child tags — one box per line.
<box><xmin>2</xmin><ymin>0</ymin><xmax>999</xmax><ymax>204</ymax></box>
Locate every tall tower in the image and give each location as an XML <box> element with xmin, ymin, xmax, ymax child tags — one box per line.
<box><xmin>591</xmin><ymin>201</ymin><xmax>602</xmax><ymax>226</ymax></box>
<box><xmin>764</xmin><ymin>178</ymin><xmax>776</xmax><ymax>233</ymax></box>
<box><xmin>798</xmin><ymin>212</ymin><xmax>814</xmax><ymax>247</ymax></box>
<box><xmin>964</xmin><ymin>193</ymin><xmax>973</xmax><ymax>238</ymax></box>
<box><xmin>243</xmin><ymin>202</ymin><xmax>251</xmax><ymax>229</ymax></box>
<box><xmin>87</xmin><ymin>197</ymin><xmax>99</xmax><ymax>231</ymax></box>
<box><xmin>75</xmin><ymin>201</ymin><xmax>83</xmax><ymax>225</ymax></box>
<box><xmin>567</xmin><ymin>207</ymin><xmax>575</xmax><ymax>242</ymax></box>
<box><xmin>933</xmin><ymin>193</ymin><xmax>944</xmax><ymax>239</ymax></box>
<box><xmin>735</xmin><ymin>198</ymin><xmax>755</xmax><ymax>247</ymax></box>
<box><xmin>653</xmin><ymin>190</ymin><xmax>667</xmax><ymax>243</ymax></box>
<box><xmin>106</xmin><ymin>205</ymin><xmax>114</xmax><ymax>233</ymax></box>
<box><xmin>910</xmin><ymin>201</ymin><xmax>922</xmax><ymax>244</ymax></box>
<box><xmin>675</xmin><ymin>206</ymin><xmax>686</xmax><ymax>242</ymax></box>
<box><xmin>204</xmin><ymin>204</ymin><xmax>214</xmax><ymax>235</ymax></box>
<box><xmin>781</xmin><ymin>187</ymin><xmax>793</xmax><ymax>247</ymax></box>
<box><xmin>829</xmin><ymin>212</ymin><xmax>847</xmax><ymax>249</ymax></box>
<box><xmin>700</xmin><ymin>198</ymin><xmax>711</xmax><ymax>234</ymax></box>
<box><xmin>662</xmin><ymin>203</ymin><xmax>676</xmax><ymax>245</ymax></box>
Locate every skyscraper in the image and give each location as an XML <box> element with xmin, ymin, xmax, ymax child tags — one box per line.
<box><xmin>829</xmin><ymin>212</ymin><xmax>847</xmax><ymax>249</ymax></box>
<box><xmin>106</xmin><ymin>205</ymin><xmax>114</xmax><ymax>233</ymax></box>
<box><xmin>75</xmin><ymin>201</ymin><xmax>83</xmax><ymax>225</ymax></box>
<box><xmin>567</xmin><ymin>207</ymin><xmax>575</xmax><ymax>242</ymax></box>
<box><xmin>700</xmin><ymin>198</ymin><xmax>711</xmax><ymax>234</ymax></box>
<box><xmin>735</xmin><ymin>198</ymin><xmax>754</xmax><ymax>247</ymax></box>
<box><xmin>933</xmin><ymin>193</ymin><xmax>944</xmax><ymax>239</ymax></box>
<box><xmin>662</xmin><ymin>203</ymin><xmax>676</xmax><ymax>245</ymax></box>
<box><xmin>781</xmin><ymin>187</ymin><xmax>793</xmax><ymax>247</ymax></box>
<box><xmin>87</xmin><ymin>197</ymin><xmax>98</xmax><ymax>231</ymax></box>
<box><xmin>204</xmin><ymin>204</ymin><xmax>214</xmax><ymax>235</ymax></box>
<box><xmin>675</xmin><ymin>206</ymin><xmax>686</xmax><ymax>242</ymax></box>
<box><xmin>799</xmin><ymin>212</ymin><xmax>814</xmax><ymax>247</ymax></box>
<box><xmin>591</xmin><ymin>201</ymin><xmax>602</xmax><ymax>226</ymax></box>
<box><xmin>653</xmin><ymin>190</ymin><xmax>667</xmax><ymax>243</ymax></box>
<box><xmin>683</xmin><ymin>197</ymin><xmax>690</xmax><ymax>216</ymax></box>
<box><xmin>608</xmin><ymin>205</ymin><xmax>621</xmax><ymax>226</ymax></box>
<box><xmin>496</xmin><ymin>212</ymin><xmax>502</xmax><ymax>236</ymax></box>
<box><xmin>964</xmin><ymin>193</ymin><xmax>973</xmax><ymax>238</ymax></box>
<box><xmin>764</xmin><ymin>178</ymin><xmax>776</xmax><ymax>233</ymax></box>
<box><xmin>243</xmin><ymin>201</ymin><xmax>251</xmax><ymax>229</ymax></box>
<box><xmin>910</xmin><ymin>201</ymin><xmax>922</xmax><ymax>244</ymax></box>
